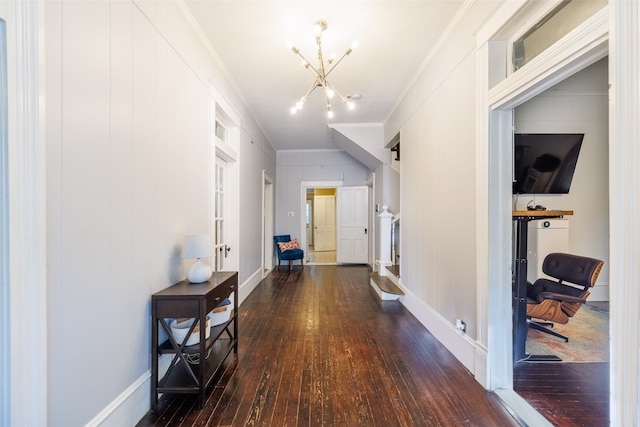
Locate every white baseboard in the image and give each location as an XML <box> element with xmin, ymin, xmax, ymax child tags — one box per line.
<box><xmin>85</xmin><ymin>372</ymin><xmax>150</xmax><ymax>427</ymax></box>
<box><xmin>238</xmin><ymin>268</ymin><xmax>263</xmax><ymax>305</ymax></box>
<box><xmin>589</xmin><ymin>282</ymin><xmax>609</xmax><ymax>301</ymax></box>
<box><xmin>474</xmin><ymin>344</ymin><xmax>488</xmax><ymax>388</ymax></box>
<box><xmin>398</xmin><ymin>284</ymin><xmax>477</xmax><ymax>374</ymax></box>
<box><xmin>494</xmin><ymin>389</ymin><xmax>553</xmax><ymax>427</ymax></box>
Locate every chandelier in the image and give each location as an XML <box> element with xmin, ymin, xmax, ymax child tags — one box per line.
<box><xmin>289</xmin><ymin>20</ymin><xmax>358</xmax><ymax>119</ymax></box>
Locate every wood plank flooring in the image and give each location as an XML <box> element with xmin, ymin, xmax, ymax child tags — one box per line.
<box><xmin>138</xmin><ymin>265</ymin><xmax>519</xmax><ymax>426</ymax></box>
<box><xmin>514</xmin><ymin>362</ymin><xmax>609</xmax><ymax>427</ymax></box>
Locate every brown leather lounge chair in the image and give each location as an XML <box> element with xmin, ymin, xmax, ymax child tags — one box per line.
<box><xmin>527</xmin><ymin>252</ymin><xmax>604</xmax><ymax>342</ymax></box>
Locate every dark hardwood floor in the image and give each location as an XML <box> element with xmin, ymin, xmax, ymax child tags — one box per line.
<box><xmin>515</xmin><ymin>361</ymin><xmax>609</xmax><ymax>426</ymax></box>
<box><xmin>138</xmin><ymin>265</ymin><xmax>520</xmax><ymax>426</ymax></box>
<box><xmin>514</xmin><ymin>301</ymin><xmax>609</xmax><ymax>426</ymax></box>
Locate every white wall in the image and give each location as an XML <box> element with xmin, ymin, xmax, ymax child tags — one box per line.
<box><xmin>399</xmin><ymin>52</ymin><xmax>478</xmax><ymax>335</ymax></box>
<box><xmin>275</xmin><ymin>149</ymin><xmax>369</xmax><ymax>236</ymax></box>
<box><xmin>44</xmin><ymin>1</ymin><xmax>274</xmax><ymax>425</ymax></box>
<box><xmin>384</xmin><ymin>0</ymin><xmax>503</xmax><ymax>363</ymax></box>
<box><xmin>513</xmin><ymin>57</ymin><xmax>609</xmax><ymax>299</ymax></box>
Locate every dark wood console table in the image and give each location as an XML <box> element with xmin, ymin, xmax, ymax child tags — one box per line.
<box><xmin>512</xmin><ymin>210</ymin><xmax>573</xmax><ymax>363</ymax></box>
<box><xmin>151</xmin><ymin>271</ymin><xmax>238</xmax><ymax>409</ymax></box>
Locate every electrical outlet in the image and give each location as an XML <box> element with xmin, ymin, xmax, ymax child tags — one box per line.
<box><xmin>456</xmin><ymin>318</ymin><xmax>466</xmax><ymax>332</ymax></box>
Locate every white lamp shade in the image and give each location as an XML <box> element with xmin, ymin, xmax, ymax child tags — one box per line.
<box><xmin>182</xmin><ymin>234</ymin><xmax>214</xmax><ymax>259</ymax></box>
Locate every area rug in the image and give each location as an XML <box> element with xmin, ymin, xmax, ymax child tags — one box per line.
<box><xmin>526</xmin><ymin>304</ymin><xmax>609</xmax><ymax>362</ymax></box>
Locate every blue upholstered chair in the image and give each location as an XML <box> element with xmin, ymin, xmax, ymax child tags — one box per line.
<box><xmin>274</xmin><ymin>235</ymin><xmax>304</xmax><ymax>271</ymax></box>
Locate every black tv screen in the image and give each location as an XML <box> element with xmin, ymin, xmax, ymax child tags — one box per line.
<box><xmin>513</xmin><ymin>133</ymin><xmax>584</xmax><ymax>194</ymax></box>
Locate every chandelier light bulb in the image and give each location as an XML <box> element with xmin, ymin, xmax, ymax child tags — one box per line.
<box><xmin>290</xmin><ymin>106</ymin><xmax>297</xmax><ymax>115</ymax></box>
<box><xmin>326</xmin><ymin>87</ymin><xmax>335</xmax><ymax>98</ymax></box>
<box><xmin>327</xmin><ymin>109</ymin><xmax>334</xmax><ymax>119</ymax></box>
<box><xmin>347</xmin><ymin>101</ymin><xmax>355</xmax><ymax>110</ymax></box>
<box><xmin>351</xmin><ymin>40</ymin><xmax>360</xmax><ymax>50</ymax></box>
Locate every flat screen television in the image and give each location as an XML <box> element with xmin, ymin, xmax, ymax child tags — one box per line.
<box><xmin>513</xmin><ymin>133</ymin><xmax>584</xmax><ymax>194</ymax></box>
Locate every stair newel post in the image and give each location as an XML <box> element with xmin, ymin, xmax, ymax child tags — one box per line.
<box><xmin>377</xmin><ymin>204</ymin><xmax>393</xmax><ymax>276</ymax></box>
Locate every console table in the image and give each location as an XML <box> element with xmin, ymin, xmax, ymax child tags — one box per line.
<box><xmin>512</xmin><ymin>210</ymin><xmax>573</xmax><ymax>363</ymax></box>
<box><xmin>151</xmin><ymin>271</ymin><xmax>238</xmax><ymax>409</ymax></box>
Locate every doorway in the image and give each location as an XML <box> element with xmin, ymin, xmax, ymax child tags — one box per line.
<box><xmin>300</xmin><ymin>181</ymin><xmax>341</xmax><ymax>265</ymax></box>
<box><xmin>306</xmin><ymin>187</ymin><xmax>337</xmax><ymax>264</ymax></box>
<box><xmin>480</xmin><ymin>7</ymin><xmax>609</xmax><ymax>423</ymax></box>
<box><xmin>511</xmin><ymin>58</ymin><xmax>610</xmax><ymax>408</ymax></box>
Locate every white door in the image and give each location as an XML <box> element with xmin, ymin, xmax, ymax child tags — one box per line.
<box><xmin>337</xmin><ymin>186</ymin><xmax>369</xmax><ymax>263</ymax></box>
<box><xmin>313</xmin><ymin>195</ymin><xmax>336</xmax><ymax>251</ymax></box>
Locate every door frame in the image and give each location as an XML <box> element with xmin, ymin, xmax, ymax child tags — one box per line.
<box><xmin>0</xmin><ymin>2</ymin><xmax>47</xmax><ymax>425</ymax></box>
<box><xmin>261</xmin><ymin>171</ymin><xmax>274</xmax><ymax>277</ymax></box>
<box><xmin>366</xmin><ymin>173</ymin><xmax>375</xmax><ymax>269</ymax></box>
<box><xmin>300</xmin><ymin>181</ymin><xmax>343</xmax><ymax>263</ymax></box>
<box><xmin>477</xmin><ymin>4</ymin><xmax>609</xmax><ymax>424</ymax></box>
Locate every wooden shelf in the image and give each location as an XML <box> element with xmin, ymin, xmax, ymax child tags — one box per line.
<box><xmin>157</xmin><ymin>339</ymin><xmax>236</xmax><ymax>391</ymax></box>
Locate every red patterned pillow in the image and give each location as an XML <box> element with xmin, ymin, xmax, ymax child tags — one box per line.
<box><xmin>278</xmin><ymin>239</ymin><xmax>299</xmax><ymax>252</ymax></box>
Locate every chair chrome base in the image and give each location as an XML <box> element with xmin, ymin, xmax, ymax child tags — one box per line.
<box><xmin>528</xmin><ymin>319</ymin><xmax>569</xmax><ymax>342</ymax></box>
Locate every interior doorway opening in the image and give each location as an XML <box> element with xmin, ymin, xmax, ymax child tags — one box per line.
<box><xmin>481</xmin><ymin>7</ymin><xmax>609</xmax><ymax>424</ymax></box>
<box><xmin>300</xmin><ymin>181</ymin><xmax>342</xmax><ymax>266</ymax></box>
<box><xmin>306</xmin><ymin>187</ymin><xmax>337</xmax><ymax>265</ymax></box>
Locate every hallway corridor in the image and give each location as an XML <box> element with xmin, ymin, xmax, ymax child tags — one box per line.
<box><xmin>138</xmin><ymin>265</ymin><xmax>519</xmax><ymax>426</ymax></box>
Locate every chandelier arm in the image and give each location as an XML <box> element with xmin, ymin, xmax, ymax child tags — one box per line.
<box><xmin>316</xmin><ymin>37</ymin><xmax>328</xmax><ymax>86</ymax></box>
<box><xmin>293</xmin><ymin>49</ymin><xmax>323</xmax><ymax>81</ymax></box>
<box><xmin>325</xmin><ymin>48</ymin><xmax>352</xmax><ymax>78</ymax></box>
<box><xmin>302</xmin><ymin>78</ymin><xmax>321</xmax><ymax>99</ymax></box>
<box><xmin>325</xmin><ymin>94</ymin><xmax>334</xmax><ymax>118</ymax></box>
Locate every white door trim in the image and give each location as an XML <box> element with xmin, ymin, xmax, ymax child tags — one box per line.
<box><xmin>262</xmin><ymin>171</ymin><xmax>274</xmax><ymax>277</ymax></box>
<box><xmin>366</xmin><ymin>173</ymin><xmax>375</xmax><ymax>268</ymax></box>
<box><xmin>608</xmin><ymin>1</ymin><xmax>640</xmax><ymax>425</ymax></box>
<box><xmin>0</xmin><ymin>1</ymin><xmax>47</xmax><ymax>425</ymax></box>
<box><xmin>300</xmin><ymin>181</ymin><xmax>343</xmax><ymax>262</ymax></box>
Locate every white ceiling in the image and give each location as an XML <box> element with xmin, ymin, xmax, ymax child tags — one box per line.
<box><xmin>183</xmin><ymin>1</ymin><xmax>464</xmax><ymax>150</ymax></box>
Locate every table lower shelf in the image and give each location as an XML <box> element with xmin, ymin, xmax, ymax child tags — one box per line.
<box><xmin>156</xmin><ymin>338</ymin><xmax>236</xmax><ymax>393</ymax></box>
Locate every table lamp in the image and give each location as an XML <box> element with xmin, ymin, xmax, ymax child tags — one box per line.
<box><xmin>182</xmin><ymin>234</ymin><xmax>214</xmax><ymax>283</ymax></box>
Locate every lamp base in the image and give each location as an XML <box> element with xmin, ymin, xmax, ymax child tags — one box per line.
<box><xmin>187</xmin><ymin>258</ymin><xmax>212</xmax><ymax>283</ymax></box>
